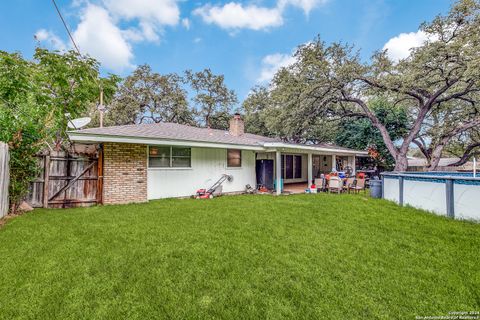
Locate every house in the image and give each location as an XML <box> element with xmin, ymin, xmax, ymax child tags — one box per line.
<box><xmin>68</xmin><ymin>114</ymin><xmax>368</xmax><ymax>204</ymax></box>
<box><xmin>407</xmin><ymin>157</ymin><xmax>480</xmax><ymax>172</ymax></box>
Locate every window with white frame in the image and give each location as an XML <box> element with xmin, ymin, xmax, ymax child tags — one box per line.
<box><xmin>149</xmin><ymin>146</ymin><xmax>191</xmax><ymax>168</ymax></box>
<box><xmin>227</xmin><ymin>149</ymin><xmax>242</xmax><ymax>167</ymax></box>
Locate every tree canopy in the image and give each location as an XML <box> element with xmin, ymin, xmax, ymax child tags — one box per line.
<box><xmin>186</xmin><ymin>68</ymin><xmax>238</xmax><ymax>129</ymax></box>
<box><xmin>0</xmin><ymin>48</ymin><xmax>117</xmax><ymax>212</ymax></box>
<box><xmin>255</xmin><ymin>0</ymin><xmax>480</xmax><ymax>171</ymax></box>
<box><xmin>100</xmin><ymin>65</ymin><xmax>194</xmax><ymax>126</ymax></box>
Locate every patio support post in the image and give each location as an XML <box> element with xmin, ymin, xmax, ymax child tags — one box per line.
<box><xmin>331</xmin><ymin>154</ymin><xmax>336</xmax><ymax>171</ymax></box>
<box><xmin>307</xmin><ymin>153</ymin><xmax>313</xmax><ymax>188</ymax></box>
<box><xmin>276</xmin><ymin>151</ymin><xmax>282</xmax><ymax>195</ymax></box>
<box><xmin>352</xmin><ymin>156</ymin><xmax>356</xmax><ymax>175</ymax></box>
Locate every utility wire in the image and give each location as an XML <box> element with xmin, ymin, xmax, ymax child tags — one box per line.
<box><xmin>51</xmin><ymin>0</ymin><xmax>81</xmax><ymax>55</ymax></box>
<box><xmin>50</xmin><ymin>0</ymin><xmax>106</xmax><ymax>127</ymax></box>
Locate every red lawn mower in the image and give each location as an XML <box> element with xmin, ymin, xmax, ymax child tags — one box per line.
<box><xmin>195</xmin><ymin>174</ymin><xmax>233</xmax><ymax>199</ymax></box>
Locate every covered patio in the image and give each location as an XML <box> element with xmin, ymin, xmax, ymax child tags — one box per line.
<box><xmin>255</xmin><ymin>142</ymin><xmax>368</xmax><ymax>195</ymax></box>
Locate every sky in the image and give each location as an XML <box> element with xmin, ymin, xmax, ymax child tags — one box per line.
<box><xmin>0</xmin><ymin>0</ymin><xmax>452</xmax><ymax>103</ymax></box>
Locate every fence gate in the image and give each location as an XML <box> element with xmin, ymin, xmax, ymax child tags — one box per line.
<box><xmin>27</xmin><ymin>146</ymin><xmax>103</xmax><ymax>208</ymax></box>
<box><xmin>0</xmin><ymin>142</ymin><xmax>9</xmax><ymax>218</ymax></box>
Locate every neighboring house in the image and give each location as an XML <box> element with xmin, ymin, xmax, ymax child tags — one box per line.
<box><xmin>407</xmin><ymin>157</ymin><xmax>480</xmax><ymax>172</ymax></box>
<box><xmin>68</xmin><ymin>114</ymin><xmax>368</xmax><ymax>204</ymax></box>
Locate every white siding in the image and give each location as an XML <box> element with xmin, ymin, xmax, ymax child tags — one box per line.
<box><xmin>147</xmin><ymin>147</ymin><xmax>256</xmax><ymax>199</ymax></box>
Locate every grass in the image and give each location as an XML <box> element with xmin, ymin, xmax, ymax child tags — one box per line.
<box><xmin>0</xmin><ymin>194</ymin><xmax>479</xmax><ymax>319</ymax></box>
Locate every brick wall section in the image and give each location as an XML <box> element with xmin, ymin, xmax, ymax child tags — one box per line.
<box><xmin>103</xmin><ymin>143</ymin><xmax>147</xmax><ymax>204</ymax></box>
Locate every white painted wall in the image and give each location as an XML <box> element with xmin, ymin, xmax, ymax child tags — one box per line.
<box><xmin>147</xmin><ymin>147</ymin><xmax>256</xmax><ymax>199</ymax></box>
<box><xmin>454</xmin><ymin>184</ymin><xmax>480</xmax><ymax>221</ymax></box>
<box><xmin>383</xmin><ymin>177</ymin><xmax>399</xmax><ymax>202</ymax></box>
<box><xmin>403</xmin><ymin>180</ymin><xmax>447</xmax><ymax>216</ymax></box>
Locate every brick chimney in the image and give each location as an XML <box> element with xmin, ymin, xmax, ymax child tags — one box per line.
<box><xmin>229</xmin><ymin>113</ymin><xmax>244</xmax><ymax>136</ymax></box>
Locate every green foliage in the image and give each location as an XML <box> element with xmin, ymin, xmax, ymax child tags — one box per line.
<box><xmin>260</xmin><ymin>0</ymin><xmax>480</xmax><ymax>171</ymax></box>
<box><xmin>186</xmin><ymin>68</ymin><xmax>238</xmax><ymax>129</ymax></box>
<box><xmin>100</xmin><ymin>65</ymin><xmax>193</xmax><ymax>126</ymax></box>
<box><xmin>0</xmin><ymin>195</ymin><xmax>478</xmax><ymax>318</ymax></box>
<box><xmin>336</xmin><ymin>99</ymin><xmax>409</xmax><ymax>169</ymax></box>
<box><xmin>242</xmin><ymin>86</ymin><xmax>272</xmax><ymax>136</ymax></box>
<box><xmin>0</xmin><ymin>49</ymin><xmax>116</xmax><ymax>212</ymax></box>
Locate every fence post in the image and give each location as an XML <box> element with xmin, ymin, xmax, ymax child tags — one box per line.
<box><xmin>0</xmin><ymin>142</ymin><xmax>9</xmax><ymax>218</ymax></box>
<box><xmin>42</xmin><ymin>154</ymin><xmax>50</xmax><ymax>208</ymax></box>
<box><xmin>445</xmin><ymin>178</ymin><xmax>455</xmax><ymax>218</ymax></box>
<box><xmin>381</xmin><ymin>174</ymin><xmax>385</xmax><ymax>199</ymax></box>
<box><xmin>398</xmin><ymin>176</ymin><xmax>404</xmax><ymax>206</ymax></box>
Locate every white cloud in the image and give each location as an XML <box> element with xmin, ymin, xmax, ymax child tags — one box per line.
<box><xmin>34</xmin><ymin>29</ymin><xmax>67</xmax><ymax>51</ymax></box>
<box><xmin>73</xmin><ymin>4</ymin><xmax>134</xmax><ymax>72</ymax></box>
<box><xmin>193</xmin><ymin>37</ymin><xmax>202</xmax><ymax>43</ymax></box>
<box><xmin>36</xmin><ymin>0</ymin><xmax>184</xmax><ymax>72</ymax></box>
<box><xmin>193</xmin><ymin>2</ymin><xmax>283</xmax><ymax>31</ymax></box>
<box><xmin>278</xmin><ymin>0</ymin><xmax>328</xmax><ymax>15</ymax></box>
<box><xmin>102</xmin><ymin>0</ymin><xmax>180</xmax><ymax>42</ymax></box>
<box><xmin>103</xmin><ymin>0</ymin><xmax>180</xmax><ymax>25</ymax></box>
<box><xmin>258</xmin><ymin>53</ymin><xmax>296</xmax><ymax>83</ymax></box>
<box><xmin>182</xmin><ymin>18</ymin><xmax>191</xmax><ymax>30</ymax></box>
<box><xmin>194</xmin><ymin>0</ymin><xmax>327</xmax><ymax>31</ymax></box>
<box><xmin>383</xmin><ymin>30</ymin><xmax>429</xmax><ymax>61</ymax></box>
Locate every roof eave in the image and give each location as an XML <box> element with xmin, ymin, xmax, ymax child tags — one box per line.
<box><xmin>68</xmin><ymin>132</ymin><xmax>265</xmax><ymax>151</ymax></box>
<box><xmin>262</xmin><ymin>142</ymin><xmax>368</xmax><ymax>156</ymax></box>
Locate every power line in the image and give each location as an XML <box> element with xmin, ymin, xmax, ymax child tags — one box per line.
<box><xmin>50</xmin><ymin>0</ymin><xmax>106</xmax><ymax>127</ymax></box>
<box><xmin>51</xmin><ymin>0</ymin><xmax>81</xmax><ymax>55</ymax></box>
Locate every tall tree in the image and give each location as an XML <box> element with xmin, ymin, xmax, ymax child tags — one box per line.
<box><xmin>101</xmin><ymin>65</ymin><xmax>194</xmax><ymax>126</ymax></box>
<box><xmin>268</xmin><ymin>0</ymin><xmax>480</xmax><ymax>171</ymax></box>
<box><xmin>185</xmin><ymin>68</ymin><xmax>238</xmax><ymax>129</ymax></box>
<box><xmin>242</xmin><ymin>86</ymin><xmax>272</xmax><ymax>136</ymax></box>
<box><xmin>0</xmin><ymin>48</ymin><xmax>116</xmax><ymax>212</ymax></box>
<box><xmin>335</xmin><ymin>99</ymin><xmax>409</xmax><ymax>170</ymax></box>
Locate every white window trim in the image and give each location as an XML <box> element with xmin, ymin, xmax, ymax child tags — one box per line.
<box><xmin>147</xmin><ymin>145</ymin><xmax>192</xmax><ymax>169</ymax></box>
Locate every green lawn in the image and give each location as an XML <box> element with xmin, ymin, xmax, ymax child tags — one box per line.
<box><xmin>0</xmin><ymin>194</ymin><xmax>479</xmax><ymax>319</ymax></box>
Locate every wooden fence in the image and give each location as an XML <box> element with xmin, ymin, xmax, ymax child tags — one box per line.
<box><xmin>27</xmin><ymin>145</ymin><xmax>103</xmax><ymax>208</ymax></box>
<box><xmin>0</xmin><ymin>142</ymin><xmax>9</xmax><ymax>218</ymax></box>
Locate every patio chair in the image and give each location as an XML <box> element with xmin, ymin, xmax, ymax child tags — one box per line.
<box><xmin>343</xmin><ymin>177</ymin><xmax>355</xmax><ymax>193</ymax></box>
<box><xmin>314</xmin><ymin>178</ymin><xmax>326</xmax><ymax>192</ymax></box>
<box><xmin>349</xmin><ymin>178</ymin><xmax>366</xmax><ymax>194</ymax></box>
<box><xmin>328</xmin><ymin>176</ymin><xmax>343</xmax><ymax>194</ymax></box>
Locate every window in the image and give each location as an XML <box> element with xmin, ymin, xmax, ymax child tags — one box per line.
<box><xmin>294</xmin><ymin>155</ymin><xmax>302</xmax><ymax>179</ymax></box>
<box><xmin>285</xmin><ymin>155</ymin><xmax>294</xmax><ymax>179</ymax></box>
<box><xmin>149</xmin><ymin>146</ymin><xmax>191</xmax><ymax>168</ymax></box>
<box><xmin>172</xmin><ymin>147</ymin><xmax>191</xmax><ymax>167</ymax></box>
<box><xmin>227</xmin><ymin>149</ymin><xmax>242</xmax><ymax>167</ymax></box>
<box><xmin>280</xmin><ymin>154</ymin><xmax>303</xmax><ymax>180</ymax></box>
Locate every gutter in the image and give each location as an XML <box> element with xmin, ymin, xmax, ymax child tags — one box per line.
<box><xmin>262</xmin><ymin>142</ymin><xmax>368</xmax><ymax>156</ymax></box>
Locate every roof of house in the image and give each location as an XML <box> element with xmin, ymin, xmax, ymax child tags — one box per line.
<box><xmin>69</xmin><ymin>122</ymin><xmax>367</xmax><ymax>155</ymax></box>
<box><xmin>72</xmin><ymin>122</ymin><xmax>281</xmax><ymax>147</ymax></box>
<box><xmin>408</xmin><ymin>157</ymin><xmax>479</xmax><ymax>169</ymax></box>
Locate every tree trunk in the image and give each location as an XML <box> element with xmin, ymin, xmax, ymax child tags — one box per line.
<box><xmin>394</xmin><ymin>153</ymin><xmax>408</xmax><ymax>172</ymax></box>
<box><xmin>426</xmin><ymin>145</ymin><xmax>444</xmax><ymax>171</ymax></box>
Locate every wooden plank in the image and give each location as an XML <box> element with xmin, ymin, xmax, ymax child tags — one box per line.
<box><xmin>48</xmin><ymin>161</ymin><xmax>95</xmax><ymax>201</ymax></box>
<box><xmin>97</xmin><ymin>146</ymin><xmax>103</xmax><ymax>205</ymax></box>
<box><xmin>43</xmin><ymin>155</ymin><xmax>50</xmax><ymax>208</ymax></box>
